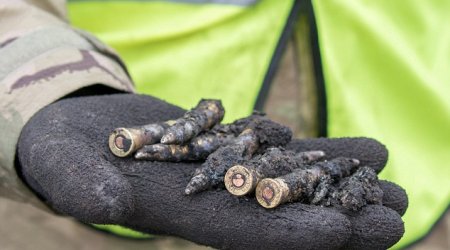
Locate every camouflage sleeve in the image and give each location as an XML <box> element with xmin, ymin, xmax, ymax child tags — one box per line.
<box><xmin>0</xmin><ymin>0</ymin><xmax>135</xmax><ymax>209</ymax></box>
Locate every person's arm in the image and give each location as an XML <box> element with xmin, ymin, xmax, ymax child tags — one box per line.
<box><xmin>0</xmin><ymin>0</ymin><xmax>133</xmax><ymax>207</ymax></box>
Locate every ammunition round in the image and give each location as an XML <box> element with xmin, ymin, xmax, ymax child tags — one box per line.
<box><xmin>225</xmin><ymin>165</ymin><xmax>259</xmax><ymax>196</ymax></box>
<box><xmin>255</xmin><ymin>178</ymin><xmax>290</xmax><ymax>209</ymax></box>
<box><xmin>108</xmin><ymin>128</ymin><xmax>142</xmax><ymax>157</ymax></box>
<box><xmin>109</xmin><ymin>122</ymin><xmax>167</xmax><ymax>157</ymax></box>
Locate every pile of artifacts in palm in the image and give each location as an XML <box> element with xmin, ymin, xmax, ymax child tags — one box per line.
<box><xmin>109</xmin><ymin>99</ymin><xmax>382</xmax><ymax>211</ymax></box>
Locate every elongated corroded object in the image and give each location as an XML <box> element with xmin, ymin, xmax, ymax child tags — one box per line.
<box><xmin>135</xmin><ymin>132</ymin><xmax>235</xmax><ymax>161</ymax></box>
<box><xmin>255</xmin><ymin>157</ymin><xmax>360</xmax><ymax>209</ymax></box>
<box><xmin>160</xmin><ymin>99</ymin><xmax>225</xmax><ymax>144</ymax></box>
<box><xmin>224</xmin><ymin>149</ymin><xmax>325</xmax><ymax>196</ymax></box>
<box><xmin>109</xmin><ymin>122</ymin><xmax>173</xmax><ymax>157</ymax></box>
<box><xmin>184</xmin><ymin>128</ymin><xmax>259</xmax><ymax>195</ymax></box>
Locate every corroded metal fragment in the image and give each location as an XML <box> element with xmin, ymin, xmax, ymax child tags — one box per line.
<box><xmin>255</xmin><ymin>157</ymin><xmax>360</xmax><ymax>208</ymax></box>
<box><xmin>225</xmin><ymin>148</ymin><xmax>325</xmax><ymax>196</ymax></box>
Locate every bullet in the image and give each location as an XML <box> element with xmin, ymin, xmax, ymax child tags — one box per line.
<box><xmin>224</xmin><ymin>165</ymin><xmax>260</xmax><ymax>196</ymax></box>
<box><xmin>256</xmin><ymin>177</ymin><xmax>291</xmax><ymax>209</ymax></box>
<box><xmin>224</xmin><ymin>150</ymin><xmax>325</xmax><ymax>196</ymax></box>
<box><xmin>256</xmin><ymin>157</ymin><xmax>360</xmax><ymax>209</ymax></box>
<box><xmin>109</xmin><ymin>122</ymin><xmax>169</xmax><ymax>157</ymax></box>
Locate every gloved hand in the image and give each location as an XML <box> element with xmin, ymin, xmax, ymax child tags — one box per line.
<box><xmin>17</xmin><ymin>94</ymin><xmax>408</xmax><ymax>250</ymax></box>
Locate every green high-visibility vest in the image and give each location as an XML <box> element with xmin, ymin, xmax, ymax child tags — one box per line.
<box><xmin>68</xmin><ymin>0</ymin><xmax>450</xmax><ymax>248</ymax></box>
<box><xmin>312</xmin><ymin>0</ymin><xmax>450</xmax><ymax>248</ymax></box>
<box><xmin>68</xmin><ymin>0</ymin><xmax>295</xmax><ymax>123</ymax></box>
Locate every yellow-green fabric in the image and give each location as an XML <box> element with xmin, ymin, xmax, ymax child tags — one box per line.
<box><xmin>313</xmin><ymin>0</ymin><xmax>450</xmax><ymax>248</ymax></box>
<box><xmin>68</xmin><ymin>0</ymin><xmax>295</xmax><ymax>238</ymax></box>
<box><xmin>68</xmin><ymin>0</ymin><xmax>294</xmax><ymax>123</ymax></box>
<box><xmin>92</xmin><ymin>224</ymin><xmax>153</xmax><ymax>239</ymax></box>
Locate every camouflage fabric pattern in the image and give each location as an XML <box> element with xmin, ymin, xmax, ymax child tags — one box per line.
<box><xmin>0</xmin><ymin>0</ymin><xmax>134</xmax><ymax>208</ymax></box>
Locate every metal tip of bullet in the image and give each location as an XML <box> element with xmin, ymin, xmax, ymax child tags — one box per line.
<box><xmin>184</xmin><ymin>174</ymin><xmax>209</xmax><ymax>195</ymax></box>
<box><xmin>184</xmin><ymin>180</ymin><xmax>197</xmax><ymax>195</ymax></box>
<box><xmin>184</xmin><ymin>183</ymin><xmax>197</xmax><ymax>195</ymax></box>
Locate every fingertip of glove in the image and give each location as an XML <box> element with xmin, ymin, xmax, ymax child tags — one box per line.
<box><xmin>287</xmin><ymin>137</ymin><xmax>388</xmax><ymax>173</ymax></box>
<box><xmin>379</xmin><ymin>180</ymin><xmax>408</xmax><ymax>216</ymax></box>
<box><xmin>343</xmin><ymin>205</ymin><xmax>404</xmax><ymax>250</ymax></box>
<box><xmin>217</xmin><ymin>204</ymin><xmax>353</xmax><ymax>250</ymax></box>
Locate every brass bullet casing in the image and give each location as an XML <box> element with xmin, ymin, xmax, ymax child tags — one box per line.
<box><xmin>109</xmin><ymin>128</ymin><xmax>146</xmax><ymax>157</ymax></box>
<box><xmin>255</xmin><ymin>157</ymin><xmax>361</xmax><ymax>209</ymax></box>
<box><xmin>256</xmin><ymin>168</ymin><xmax>327</xmax><ymax>209</ymax></box>
<box><xmin>109</xmin><ymin>122</ymin><xmax>169</xmax><ymax>157</ymax></box>
<box><xmin>256</xmin><ymin>178</ymin><xmax>290</xmax><ymax>209</ymax></box>
<box><xmin>225</xmin><ymin>165</ymin><xmax>260</xmax><ymax>196</ymax></box>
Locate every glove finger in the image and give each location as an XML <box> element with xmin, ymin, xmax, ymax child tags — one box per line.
<box><xmin>379</xmin><ymin>180</ymin><xmax>408</xmax><ymax>216</ymax></box>
<box><xmin>286</xmin><ymin>137</ymin><xmax>388</xmax><ymax>173</ymax></box>
<box><xmin>341</xmin><ymin>205</ymin><xmax>404</xmax><ymax>250</ymax></box>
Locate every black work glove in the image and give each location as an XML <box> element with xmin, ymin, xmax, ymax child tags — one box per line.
<box><xmin>17</xmin><ymin>94</ymin><xmax>408</xmax><ymax>250</ymax></box>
